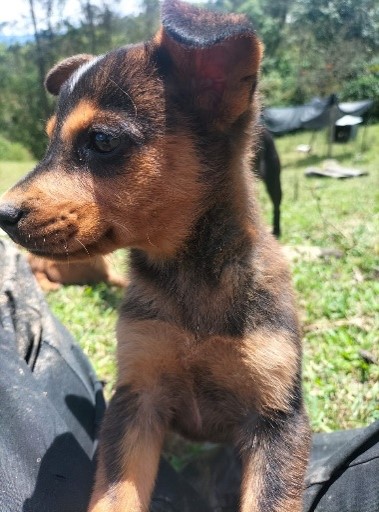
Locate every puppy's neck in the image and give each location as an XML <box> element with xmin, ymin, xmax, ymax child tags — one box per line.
<box><xmin>130</xmin><ymin>120</ymin><xmax>263</xmax><ymax>286</ymax></box>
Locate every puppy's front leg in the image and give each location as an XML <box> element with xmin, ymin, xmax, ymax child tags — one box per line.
<box><xmin>88</xmin><ymin>385</ymin><xmax>166</xmax><ymax>512</ymax></box>
<box><xmin>239</xmin><ymin>410</ymin><xmax>311</xmax><ymax>512</ymax></box>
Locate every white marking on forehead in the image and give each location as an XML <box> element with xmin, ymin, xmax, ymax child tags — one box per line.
<box><xmin>69</xmin><ymin>55</ymin><xmax>104</xmax><ymax>93</ymax></box>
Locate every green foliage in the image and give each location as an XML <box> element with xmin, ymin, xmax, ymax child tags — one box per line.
<box><xmin>340</xmin><ymin>66</ymin><xmax>379</xmax><ymax>120</ymax></box>
<box><xmin>210</xmin><ymin>0</ymin><xmax>379</xmax><ymax>113</ymax></box>
<box><xmin>285</xmin><ymin>0</ymin><xmax>379</xmax><ymax>105</ymax></box>
<box><xmin>290</xmin><ymin>0</ymin><xmax>379</xmax><ymax>51</ymax></box>
<box><xmin>0</xmin><ymin>134</ymin><xmax>32</xmax><ymax>161</ymax></box>
<box><xmin>0</xmin><ymin>43</ymin><xmax>52</xmax><ymax>158</ymax></box>
<box><xmin>0</xmin><ymin>0</ymin><xmax>378</xmax><ymax>158</ymax></box>
<box><xmin>0</xmin><ymin>1</ymin><xmax>161</xmax><ymax>158</ymax></box>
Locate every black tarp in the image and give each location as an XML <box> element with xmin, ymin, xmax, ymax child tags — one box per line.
<box><xmin>262</xmin><ymin>96</ymin><xmax>373</xmax><ymax>134</ymax></box>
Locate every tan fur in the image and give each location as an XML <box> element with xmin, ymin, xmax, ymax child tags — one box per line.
<box><xmin>45</xmin><ymin>115</ymin><xmax>57</xmax><ymax>138</ymax></box>
<box><xmin>241</xmin><ymin>424</ymin><xmax>310</xmax><ymax>512</ymax></box>
<box><xmin>27</xmin><ymin>253</ymin><xmax>127</xmax><ymax>290</ymax></box>
<box><xmin>116</xmin><ymin>318</ymin><xmax>297</xmax><ymax>416</ymax></box>
<box><xmin>102</xmin><ymin>132</ymin><xmax>205</xmax><ymax>258</ymax></box>
<box><xmin>90</xmin><ymin>428</ymin><xmax>164</xmax><ymax>512</ymax></box>
<box><xmin>61</xmin><ymin>100</ymin><xmax>100</xmax><ymax>142</ymax></box>
<box><xmin>3</xmin><ymin>175</ymin><xmax>108</xmax><ymax>259</ymax></box>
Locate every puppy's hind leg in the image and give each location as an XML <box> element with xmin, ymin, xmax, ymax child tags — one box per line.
<box><xmin>88</xmin><ymin>385</ymin><xmax>167</xmax><ymax>512</ymax></box>
<box><xmin>238</xmin><ymin>409</ymin><xmax>311</xmax><ymax>512</ymax></box>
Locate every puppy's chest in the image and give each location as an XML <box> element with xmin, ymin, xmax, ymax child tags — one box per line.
<box><xmin>117</xmin><ymin>316</ymin><xmax>258</xmax><ymax>441</ymax></box>
<box><xmin>169</xmin><ymin>364</ymin><xmax>250</xmax><ymax>442</ymax></box>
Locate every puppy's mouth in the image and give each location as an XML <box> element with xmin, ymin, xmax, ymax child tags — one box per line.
<box><xmin>11</xmin><ymin>224</ymin><xmax>115</xmax><ymax>261</ymax></box>
<box><xmin>28</xmin><ymin>235</ymin><xmax>112</xmax><ymax>260</ymax></box>
<box><xmin>0</xmin><ymin>197</ymin><xmax>118</xmax><ymax>260</ymax></box>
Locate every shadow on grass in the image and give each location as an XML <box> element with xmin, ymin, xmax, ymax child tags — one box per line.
<box><xmin>283</xmin><ymin>151</ymin><xmax>356</xmax><ymax>170</ymax></box>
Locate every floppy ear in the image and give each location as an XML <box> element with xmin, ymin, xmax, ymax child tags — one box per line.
<box><xmin>44</xmin><ymin>54</ymin><xmax>94</xmax><ymax>95</ymax></box>
<box><xmin>157</xmin><ymin>0</ymin><xmax>263</xmax><ymax>129</ymax></box>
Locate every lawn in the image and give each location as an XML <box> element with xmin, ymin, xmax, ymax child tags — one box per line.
<box><xmin>261</xmin><ymin>126</ymin><xmax>379</xmax><ymax>431</ymax></box>
<box><xmin>0</xmin><ymin>161</ymin><xmax>35</xmax><ymax>191</ymax></box>
<box><xmin>0</xmin><ymin>124</ymin><xmax>378</xmax><ymax>434</ymax></box>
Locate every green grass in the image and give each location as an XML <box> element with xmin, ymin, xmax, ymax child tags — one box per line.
<box><xmin>257</xmin><ymin>125</ymin><xmax>379</xmax><ymax>431</ymax></box>
<box><xmin>0</xmin><ymin>136</ymin><xmax>33</xmax><ymax>162</ymax></box>
<box><xmin>45</xmin><ymin>279</ymin><xmax>124</xmax><ymax>392</ymax></box>
<box><xmin>1</xmin><ymin>125</ymin><xmax>378</xmax><ymax>433</ymax></box>
<box><xmin>0</xmin><ymin>161</ymin><xmax>35</xmax><ymax>193</ymax></box>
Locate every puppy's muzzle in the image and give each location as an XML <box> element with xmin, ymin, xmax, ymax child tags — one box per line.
<box><xmin>0</xmin><ymin>202</ymin><xmax>25</xmax><ymax>241</ymax></box>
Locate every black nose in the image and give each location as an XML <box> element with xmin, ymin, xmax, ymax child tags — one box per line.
<box><xmin>0</xmin><ymin>203</ymin><xmax>24</xmax><ymax>233</ymax></box>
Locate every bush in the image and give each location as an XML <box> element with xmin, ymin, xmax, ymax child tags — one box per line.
<box><xmin>340</xmin><ymin>71</ymin><xmax>379</xmax><ymax>121</ymax></box>
<box><xmin>0</xmin><ymin>134</ymin><xmax>33</xmax><ymax>161</ymax></box>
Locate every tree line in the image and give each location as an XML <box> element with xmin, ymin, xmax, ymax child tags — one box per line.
<box><xmin>0</xmin><ymin>0</ymin><xmax>378</xmax><ymax>158</ymax></box>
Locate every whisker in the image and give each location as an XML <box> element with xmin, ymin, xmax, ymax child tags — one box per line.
<box><xmin>110</xmin><ymin>219</ymin><xmax>132</xmax><ymax>237</ymax></box>
<box><xmin>63</xmin><ymin>239</ymin><xmax>70</xmax><ymax>268</ymax></box>
<box><xmin>104</xmin><ymin>253</ymin><xmax>123</xmax><ymax>274</ymax></box>
<box><xmin>146</xmin><ymin>232</ymin><xmax>157</xmax><ymax>248</ymax></box>
<box><xmin>74</xmin><ymin>237</ymin><xmax>91</xmax><ymax>258</ymax></box>
<box><xmin>106</xmin><ymin>75</ymin><xmax>138</xmax><ymax>119</ymax></box>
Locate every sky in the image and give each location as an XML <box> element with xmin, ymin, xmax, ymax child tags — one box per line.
<box><xmin>1</xmin><ymin>0</ymin><xmax>141</xmax><ymax>35</ymax></box>
<box><xmin>1</xmin><ymin>0</ymin><xmax>200</xmax><ymax>36</ymax></box>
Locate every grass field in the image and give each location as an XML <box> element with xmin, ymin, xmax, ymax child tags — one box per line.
<box><xmin>263</xmin><ymin>126</ymin><xmax>379</xmax><ymax>431</ymax></box>
<box><xmin>1</xmin><ymin>125</ymin><xmax>378</xmax><ymax>434</ymax></box>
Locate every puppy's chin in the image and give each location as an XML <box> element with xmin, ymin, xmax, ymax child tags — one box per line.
<box><xmin>22</xmin><ymin>228</ymin><xmax>118</xmax><ymax>262</ymax></box>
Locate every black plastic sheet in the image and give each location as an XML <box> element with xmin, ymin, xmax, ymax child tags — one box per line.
<box><xmin>263</xmin><ymin>96</ymin><xmax>373</xmax><ymax>134</ymax></box>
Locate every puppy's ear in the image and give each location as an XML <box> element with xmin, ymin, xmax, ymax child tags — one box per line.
<box><xmin>157</xmin><ymin>0</ymin><xmax>263</xmax><ymax>129</ymax></box>
<box><xmin>45</xmin><ymin>54</ymin><xmax>94</xmax><ymax>95</ymax></box>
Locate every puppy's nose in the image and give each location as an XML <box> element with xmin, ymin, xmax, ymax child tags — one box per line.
<box><xmin>0</xmin><ymin>203</ymin><xmax>24</xmax><ymax>233</ymax></box>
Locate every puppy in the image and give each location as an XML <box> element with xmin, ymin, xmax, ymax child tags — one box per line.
<box><xmin>27</xmin><ymin>253</ymin><xmax>127</xmax><ymax>291</ymax></box>
<box><xmin>0</xmin><ymin>1</ymin><xmax>311</xmax><ymax>511</ymax></box>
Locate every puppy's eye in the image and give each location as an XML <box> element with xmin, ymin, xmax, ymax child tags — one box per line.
<box><xmin>90</xmin><ymin>131</ymin><xmax>120</xmax><ymax>153</ymax></box>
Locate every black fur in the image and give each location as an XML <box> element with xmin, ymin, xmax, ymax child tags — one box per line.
<box><xmin>162</xmin><ymin>0</ymin><xmax>255</xmax><ymax>48</ymax></box>
<box><xmin>100</xmin><ymin>385</ymin><xmax>140</xmax><ymax>484</ymax></box>
<box><xmin>254</xmin><ymin>128</ymin><xmax>282</xmax><ymax>237</ymax></box>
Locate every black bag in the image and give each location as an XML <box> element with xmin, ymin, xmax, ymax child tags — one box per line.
<box><xmin>0</xmin><ymin>240</ymin><xmax>105</xmax><ymax>511</ymax></box>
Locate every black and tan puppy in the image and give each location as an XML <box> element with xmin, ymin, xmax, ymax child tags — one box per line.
<box><xmin>0</xmin><ymin>1</ymin><xmax>310</xmax><ymax>510</ymax></box>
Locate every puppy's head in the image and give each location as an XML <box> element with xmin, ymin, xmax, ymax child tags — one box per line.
<box><xmin>0</xmin><ymin>0</ymin><xmax>262</xmax><ymax>261</ymax></box>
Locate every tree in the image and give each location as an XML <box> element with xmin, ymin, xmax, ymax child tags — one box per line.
<box><xmin>291</xmin><ymin>0</ymin><xmax>379</xmax><ymax>53</ymax></box>
<box><xmin>209</xmin><ymin>0</ymin><xmax>379</xmax><ymax>107</ymax></box>
<box><xmin>142</xmin><ymin>0</ymin><xmax>160</xmax><ymax>38</ymax></box>
<box><xmin>28</xmin><ymin>0</ymin><xmax>50</xmax><ymax>117</ymax></box>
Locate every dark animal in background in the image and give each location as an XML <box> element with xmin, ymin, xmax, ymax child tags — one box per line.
<box><xmin>0</xmin><ymin>1</ymin><xmax>310</xmax><ymax>511</ymax></box>
<box><xmin>254</xmin><ymin>127</ymin><xmax>282</xmax><ymax>237</ymax></box>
